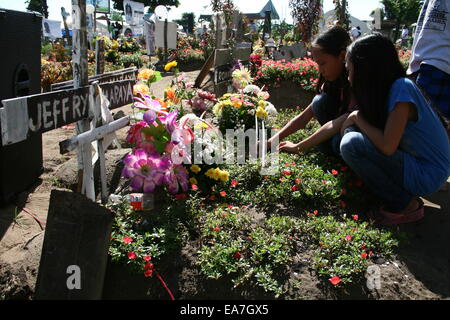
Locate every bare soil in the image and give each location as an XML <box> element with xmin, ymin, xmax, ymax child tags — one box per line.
<box><xmin>1</xmin><ymin>70</ymin><xmax>450</xmax><ymax>300</ymax></box>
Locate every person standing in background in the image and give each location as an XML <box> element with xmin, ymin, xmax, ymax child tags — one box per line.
<box><xmin>350</xmin><ymin>26</ymin><xmax>361</xmax><ymax>41</ymax></box>
<box><xmin>408</xmin><ymin>0</ymin><xmax>450</xmax><ymax>120</ymax></box>
<box><xmin>401</xmin><ymin>25</ymin><xmax>409</xmax><ymax>47</ymax></box>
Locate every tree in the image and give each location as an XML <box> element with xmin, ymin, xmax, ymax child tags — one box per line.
<box><xmin>26</xmin><ymin>0</ymin><xmax>48</xmax><ymax>18</ymax></box>
<box><xmin>111</xmin><ymin>0</ymin><xmax>180</xmax><ymax>13</ymax></box>
<box><xmin>334</xmin><ymin>0</ymin><xmax>350</xmax><ymax>30</ymax></box>
<box><xmin>382</xmin><ymin>0</ymin><xmax>423</xmax><ymax>39</ymax></box>
<box><xmin>174</xmin><ymin>12</ymin><xmax>196</xmax><ymax>34</ymax></box>
<box><xmin>289</xmin><ymin>0</ymin><xmax>322</xmax><ymax>43</ymax></box>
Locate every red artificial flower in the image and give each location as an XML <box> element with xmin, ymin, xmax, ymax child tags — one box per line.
<box><xmin>221</xmin><ymin>213</ymin><xmax>228</xmax><ymax>217</ymax></box>
<box><xmin>175</xmin><ymin>193</ymin><xmax>187</xmax><ymax>200</ymax></box>
<box><xmin>191</xmin><ymin>184</ymin><xmax>198</xmax><ymax>191</ymax></box>
<box><xmin>361</xmin><ymin>252</ymin><xmax>368</xmax><ymax>259</ymax></box>
<box><xmin>291</xmin><ymin>185</ymin><xmax>299</xmax><ymax>192</ymax></box>
<box><xmin>340</xmin><ymin>200</ymin><xmax>347</xmax><ymax>208</ymax></box>
<box><xmin>292</xmin><ymin>162</ymin><xmax>296</xmax><ymax>166</ymax></box>
<box><xmin>319</xmin><ymin>243</ymin><xmax>325</xmax><ymax>247</ymax></box>
<box><xmin>241</xmin><ymin>205</ymin><xmax>248</xmax><ymax>209</ymax></box>
<box><xmin>332</xmin><ymin>169</ymin><xmax>339</xmax><ymax>175</ymax></box>
<box><xmin>220</xmin><ymin>191</ymin><xmax>227</xmax><ymax>197</ymax></box>
<box><xmin>322</xmin><ymin>180</ymin><xmax>328</xmax><ymax>185</ymax></box>
<box><xmin>128</xmin><ymin>252</ymin><xmax>137</xmax><ymax>260</ymax></box>
<box><xmin>341</xmin><ymin>166</ymin><xmax>349</xmax><ymax>172</ymax></box>
<box><xmin>329</xmin><ymin>276</ymin><xmax>341</xmax><ymax>286</ymax></box>
<box><xmin>144</xmin><ymin>262</ymin><xmax>154</xmax><ymax>270</ymax></box>
<box><xmin>213</xmin><ymin>227</ymin><xmax>220</xmax><ymax>232</ymax></box>
<box><xmin>143</xmin><ymin>255</ymin><xmax>152</xmax><ymax>262</ymax></box>
<box><xmin>209</xmin><ymin>195</ymin><xmax>216</xmax><ymax>201</ymax></box>
<box><xmin>123</xmin><ymin>236</ymin><xmax>133</xmax><ymax>244</ymax></box>
<box><xmin>313</xmin><ymin>210</ymin><xmax>318</xmax><ymax>216</ymax></box>
<box><xmin>282</xmin><ymin>170</ymin><xmax>291</xmax><ymax>176</ymax></box>
<box><xmin>233</xmin><ymin>252</ymin><xmax>242</xmax><ymax>259</ymax></box>
<box><xmin>352</xmin><ymin>214</ymin><xmax>359</xmax><ymax>221</ymax></box>
<box><xmin>295</xmin><ymin>178</ymin><xmax>302</xmax><ymax>185</ymax></box>
<box><xmin>231</xmin><ymin>179</ymin><xmax>238</xmax><ymax>187</ymax></box>
<box><xmin>369</xmin><ymin>251</ymin><xmax>374</xmax><ymax>257</ymax></box>
<box><xmin>345</xmin><ymin>235</ymin><xmax>352</xmax><ymax>241</ymax></box>
<box><xmin>144</xmin><ymin>269</ymin><xmax>153</xmax><ymax>278</ymax></box>
<box><xmin>227</xmin><ymin>205</ymin><xmax>233</xmax><ymax>209</ymax></box>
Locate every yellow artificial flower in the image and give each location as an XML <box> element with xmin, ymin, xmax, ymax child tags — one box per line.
<box><xmin>213</xmin><ymin>101</ymin><xmax>225</xmax><ymax>116</ymax></box>
<box><xmin>137</xmin><ymin>68</ymin><xmax>155</xmax><ymax>80</ymax></box>
<box><xmin>190</xmin><ymin>165</ymin><xmax>201</xmax><ymax>173</ymax></box>
<box><xmin>221</xmin><ymin>93</ymin><xmax>233</xmax><ymax>100</ymax></box>
<box><xmin>194</xmin><ymin>121</ymin><xmax>210</xmax><ymax>130</ymax></box>
<box><xmin>133</xmin><ymin>82</ymin><xmax>150</xmax><ymax>96</ymax></box>
<box><xmin>164</xmin><ymin>61</ymin><xmax>178</xmax><ymax>72</ymax></box>
<box><xmin>256</xmin><ymin>106</ymin><xmax>268</xmax><ymax>119</ymax></box>
<box><xmin>218</xmin><ymin>170</ymin><xmax>230</xmax><ymax>182</ymax></box>
<box><xmin>212</xmin><ymin>168</ymin><xmax>221</xmax><ymax>181</ymax></box>
<box><xmin>205</xmin><ymin>168</ymin><xmax>215</xmax><ymax>179</ymax></box>
<box><xmin>189</xmin><ymin>177</ymin><xmax>198</xmax><ymax>185</ymax></box>
<box><xmin>258</xmin><ymin>100</ymin><xmax>267</xmax><ymax>108</ymax></box>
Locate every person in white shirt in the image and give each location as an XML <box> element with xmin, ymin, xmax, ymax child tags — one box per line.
<box><xmin>407</xmin><ymin>0</ymin><xmax>450</xmax><ymax>120</ymax></box>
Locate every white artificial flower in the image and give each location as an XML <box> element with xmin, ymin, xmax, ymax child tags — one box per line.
<box><xmin>244</xmin><ymin>84</ymin><xmax>262</xmax><ymax>95</ymax></box>
<box><xmin>265</xmin><ymin>102</ymin><xmax>278</xmax><ymax>116</ymax></box>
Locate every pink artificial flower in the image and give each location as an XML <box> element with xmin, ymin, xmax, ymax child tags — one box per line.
<box><xmin>164</xmin><ymin>164</ymin><xmax>189</xmax><ymax>195</ymax></box>
<box><xmin>122</xmin><ymin>149</ymin><xmax>170</xmax><ymax>193</ymax></box>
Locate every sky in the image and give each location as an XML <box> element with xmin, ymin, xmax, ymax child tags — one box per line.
<box><xmin>0</xmin><ymin>0</ymin><xmax>383</xmax><ymax>24</ymax></box>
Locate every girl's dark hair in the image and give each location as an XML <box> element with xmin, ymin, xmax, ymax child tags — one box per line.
<box><xmin>312</xmin><ymin>26</ymin><xmax>352</xmax><ymax>116</ymax></box>
<box><xmin>313</xmin><ymin>26</ymin><xmax>351</xmax><ymax>56</ymax></box>
<box><xmin>347</xmin><ymin>34</ymin><xmax>406</xmax><ymax>129</ymax></box>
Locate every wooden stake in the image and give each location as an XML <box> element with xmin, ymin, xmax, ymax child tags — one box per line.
<box><xmin>72</xmin><ymin>0</ymin><xmax>90</xmax><ymax>194</ymax></box>
<box><xmin>95</xmin><ymin>39</ymin><xmax>105</xmax><ymax>75</ymax></box>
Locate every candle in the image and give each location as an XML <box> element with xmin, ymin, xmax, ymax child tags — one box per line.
<box><xmin>255</xmin><ymin>115</ymin><xmax>258</xmax><ymax>157</ymax></box>
<box><xmin>262</xmin><ymin>121</ymin><xmax>266</xmax><ymax>166</ymax></box>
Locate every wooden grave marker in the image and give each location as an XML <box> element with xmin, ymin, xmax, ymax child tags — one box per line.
<box><xmin>0</xmin><ymin>79</ymin><xmax>135</xmax><ymax>147</ymax></box>
<box><xmin>51</xmin><ymin>67</ymin><xmax>138</xmax><ymax>91</ymax></box>
<box><xmin>213</xmin><ymin>45</ymin><xmax>252</xmax><ymax>97</ymax></box>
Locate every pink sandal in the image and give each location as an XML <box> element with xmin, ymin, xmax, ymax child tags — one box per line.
<box><xmin>368</xmin><ymin>203</ymin><xmax>425</xmax><ymax>226</ymax></box>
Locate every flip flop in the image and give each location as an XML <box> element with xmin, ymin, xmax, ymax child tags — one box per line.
<box><xmin>367</xmin><ymin>203</ymin><xmax>425</xmax><ymax>226</ymax></box>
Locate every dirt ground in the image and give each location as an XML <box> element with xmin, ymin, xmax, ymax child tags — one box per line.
<box><xmin>1</xmin><ymin>70</ymin><xmax>450</xmax><ymax>300</ymax></box>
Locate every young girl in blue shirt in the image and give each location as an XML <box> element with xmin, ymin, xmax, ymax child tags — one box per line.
<box><xmin>341</xmin><ymin>34</ymin><xmax>450</xmax><ymax>225</ymax></box>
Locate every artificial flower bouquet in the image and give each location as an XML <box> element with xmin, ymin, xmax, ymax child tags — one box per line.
<box><xmin>212</xmin><ymin>65</ymin><xmax>278</xmax><ymax>133</ymax></box>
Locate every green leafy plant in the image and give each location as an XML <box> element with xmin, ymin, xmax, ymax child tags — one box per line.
<box><xmin>119</xmin><ymin>53</ymin><xmax>143</xmax><ymax>68</ymax></box>
<box><xmin>197</xmin><ymin>206</ymin><xmax>300</xmax><ymax>296</ymax></box>
<box><xmin>302</xmin><ymin>215</ymin><xmax>399</xmax><ymax>286</ymax></box>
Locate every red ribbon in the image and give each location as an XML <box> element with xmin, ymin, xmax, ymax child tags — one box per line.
<box><xmin>154</xmin><ymin>268</ymin><xmax>175</xmax><ymax>300</ymax></box>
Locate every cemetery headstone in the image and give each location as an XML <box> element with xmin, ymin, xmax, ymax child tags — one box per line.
<box><xmin>34</xmin><ymin>190</ymin><xmax>114</xmax><ymax>299</ymax></box>
<box><xmin>213</xmin><ymin>46</ymin><xmax>251</xmax><ymax>96</ymax></box>
<box><xmin>273</xmin><ymin>43</ymin><xmax>307</xmax><ymax>61</ymax></box>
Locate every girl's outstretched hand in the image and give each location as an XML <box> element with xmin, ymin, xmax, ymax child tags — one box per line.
<box><xmin>340</xmin><ymin>110</ymin><xmax>359</xmax><ymax>136</ymax></box>
<box><xmin>277</xmin><ymin>141</ymin><xmax>300</xmax><ymax>154</ymax></box>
